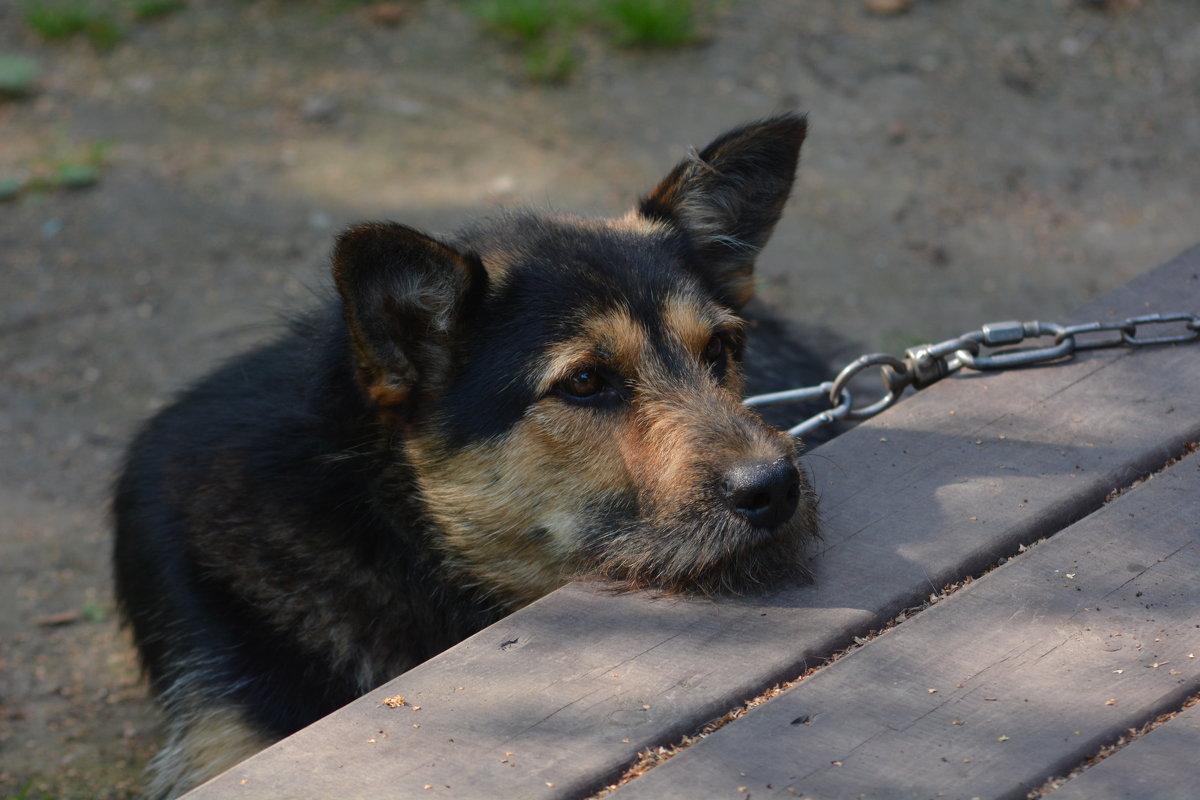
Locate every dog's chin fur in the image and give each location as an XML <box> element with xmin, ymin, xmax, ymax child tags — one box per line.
<box><xmin>581</xmin><ymin>518</ymin><xmax>813</xmax><ymax>596</ymax></box>
<box><xmin>579</xmin><ymin>465</ymin><xmax>820</xmax><ymax>596</ymax></box>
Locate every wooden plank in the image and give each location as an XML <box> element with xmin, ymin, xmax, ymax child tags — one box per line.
<box><xmin>612</xmin><ymin>450</ymin><xmax>1200</xmax><ymax>800</ymax></box>
<box><xmin>185</xmin><ymin>245</ymin><xmax>1200</xmax><ymax>799</ymax></box>
<box><xmin>1047</xmin><ymin>702</ymin><xmax>1200</xmax><ymax>800</ymax></box>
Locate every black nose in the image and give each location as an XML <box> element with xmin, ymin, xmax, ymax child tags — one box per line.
<box><xmin>720</xmin><ymin>458</ymin><xmax>801</xmax><ymax>530</ymax></box>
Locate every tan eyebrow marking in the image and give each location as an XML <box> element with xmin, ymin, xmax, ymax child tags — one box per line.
<box><xmin>534</xmin><ymin>306</ymin><xmax>649</xmax><ymax>396</ymax></box>
<box><xmin>662</xmin><ymin>293</ymin><xmax>744</xmax><ymax>354</ymax></box>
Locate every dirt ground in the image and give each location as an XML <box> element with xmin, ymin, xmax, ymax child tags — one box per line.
<box><xmin>1</xmin><ymin>1</ymin><xmax>1197</xmax><ymax>796</ymax></box>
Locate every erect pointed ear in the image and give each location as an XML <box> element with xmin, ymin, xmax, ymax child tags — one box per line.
<box><xmin>638</xmin><ymin>113</ymin><xmax>806</xmax><ymax>308</ymax></box>
<box><xmin>332</xmin><ymin>222</ymin><xmax>486</xmax><ymax>411</ymax></box>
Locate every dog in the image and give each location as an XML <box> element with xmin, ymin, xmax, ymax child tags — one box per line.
<box><xmin>113</xmin><ymin>113</ymin><xmax>827</xmax><ymax>798</ymax></box>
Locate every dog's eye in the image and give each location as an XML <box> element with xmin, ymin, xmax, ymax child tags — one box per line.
<box><xmin>562</xmin><ymin>368</ymin><xmax>603</xmax><ymax>398</ymax></box>
<box><xmin>554</xmin><ymin>366</ymin><xmax>624</xmax><ymax>407</ymax></box>
<box><xmin>704</xmin><ymin>335</ymin><xmax>726</xmax><ymax>362</ymax></box>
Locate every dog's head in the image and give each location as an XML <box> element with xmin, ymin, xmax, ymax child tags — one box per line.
<box><xmin>332</xmin><ymin>114</ymin><xmax>818</xmax><ymax>606</ymax></box>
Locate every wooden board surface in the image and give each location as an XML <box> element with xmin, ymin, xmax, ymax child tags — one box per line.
<box><xmin>1048</xmin><ymin>702</ymin><xmax>1200</xmax><ymax>800</ymax></box>
<box><xmin>612</xmin><ymin>450</ymin><xmax>1200</xmax><ymax>800</ymax></box>
<box><xmin>186</xmin><ymin>245</ymin><xmax>1200</xmax><ymax>799</ymax></box>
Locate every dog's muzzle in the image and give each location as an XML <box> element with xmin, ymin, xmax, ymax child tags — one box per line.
<box><xmin>718</xmin><ymin>457</ymin><xmax>802</xmax><ymax>531</ymax></box>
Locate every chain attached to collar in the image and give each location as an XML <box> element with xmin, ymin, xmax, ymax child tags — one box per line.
<box><xmin>744</xmin><ymin>312</ymin><xmax>1200</xmax><ymax>438</ymax></box>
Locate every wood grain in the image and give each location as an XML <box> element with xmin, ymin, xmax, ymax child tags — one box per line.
<box><xmin>184</xmin><ymin>245</ymin><xmax>1200</xmax><ymax>799</ymax></box>
<box><xmin>1048</xmin><ymin>702</ymin><xmax>1200</xmax><ymax>800</ymax></box>
<box><xmin>613</xmin><ymin>450</ymin><xmax>1200</xmax><ymax>800</ymax></box>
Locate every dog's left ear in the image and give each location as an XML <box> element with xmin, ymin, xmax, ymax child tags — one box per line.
<box><xmin>333</xmin><ymin>222</ymin><xmax>485</xmax><ymax>412</ymax></box>
<box><xmin>639</xmin><ymin>113</ymin><xmax>806</xmax><ymax>308</ymax></box>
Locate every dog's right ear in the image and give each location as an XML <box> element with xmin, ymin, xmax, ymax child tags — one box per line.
<box><xmin>333</xmin><ymin>222</ymin><xmax>485</xmax><ymax>411</ymax></box>
<box><xmin>638</xmin><ymin>113</ymin><xmax>806</xmax><ymax>309</ymax></box>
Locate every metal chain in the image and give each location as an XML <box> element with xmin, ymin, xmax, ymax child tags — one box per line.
<box><xmin>744</xmin><ymin>312</ymin><xmax>1200</xmax><ymax>438</ymax></box>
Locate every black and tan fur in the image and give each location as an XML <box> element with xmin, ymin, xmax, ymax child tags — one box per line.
<box><xmin>114</xmin><ymin>114</ymin><xmax>826</xmax><ymax>798</ymax></box>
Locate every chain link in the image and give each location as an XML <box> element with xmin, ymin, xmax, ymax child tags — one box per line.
<box><xmin>744</xmin><ymin>312</ymin><xmax>1200</xmax><ymax>438</ymax></box>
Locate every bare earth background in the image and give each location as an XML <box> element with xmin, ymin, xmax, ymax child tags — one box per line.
<box><xmin>1</xmin><ymin>1</ymin><xmax>1197</xmax><ymax>796</ymax></box>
